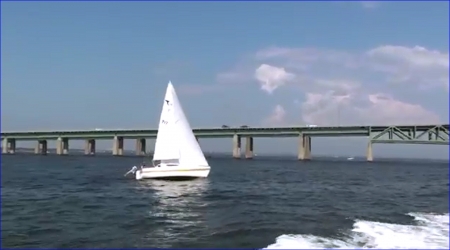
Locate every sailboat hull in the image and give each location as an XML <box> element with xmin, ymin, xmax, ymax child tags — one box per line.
<box><xmin>135</xmin><ymin>166</ymin><xmax>210</xmax><ymax>180</ymax></box>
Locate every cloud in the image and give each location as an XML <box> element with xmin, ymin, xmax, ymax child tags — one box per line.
<box><xmin>359</xmin><ymin>93</ymin><xmax>441</xmax><ymax>125</ymax></box>
<box><xmin>300</xmin><ymin>90</ymin><xmax>441</xmax><ymax>126</ymax></box>
<box><xmin>250</xmin><ymin>45</ymin><xmax>448</xmax><ymax>91</ymax></box>
<box><xmin>366</xmin><ymin>45</ymin><xmax>449</xmax><ymax>90</ymax></box>
<box><xmin>254</xmin><ymin>64</ymin><xmax>295</xmax><ymax>94</ymax></box>
<box><xmin>218</xmin><ymin>45</ymin><xmax>448</xmax><ymax>126</ymax></box>
<box><xmin>264</xmin><ymin>104</ymin><xmax>287</xmax><ymax>125</ymax></box>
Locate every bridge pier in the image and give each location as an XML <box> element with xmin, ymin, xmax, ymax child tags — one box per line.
<box><xmin>366</xmin><ymin>142</ymin><xmax>373</xmax><ymax>162</ymax></box>
<box><xmin>56</xmin><ymin>138</ymin><xmax>62</xmax><ymax>154</ymax></box>
<box><xmin>85</xmin><ymin>139</ymin><xmax>96</xmax><ymax>155</ymax></box>
<box><xmin>35</xmin><ymin>140</ymin><xmax>47</xmax><ymax>155</ymax></box>
<box><xmin>1</xmin><ymin>138</ymin><xmax>6</xmax><ymax>154</ymax></box>
<box><xmin>113</xmin><ymin>136</ymin><xmax>124</xmax><ymax>156</ymax></box>
<box><xmin>245</xmin><ymin>137</ymin><xmax>254</xmax><ymax>159</ymax></box>
<box><xmin>1</xmin><ymin>138</ymin><xmax>7</xmax><ymax>154</ymax></box>
<box><xmin>135</xmin><ymin>138</ymin><xmax>146</xmax><ymax>156</ymax></box>
<box><xmin>232</xmin><ymin>134</ymin><xmax>241</xmax><ymax>159</ymax></box>
<box><xmin>298</xmin><ymin>134</ymin><xmax>312</xmax><ymax>161</ymax></box>
<box><xmin>2</xmin><ymin>138</ymin><xmax>16</xmax><ymax>154</ymax></box>
<box><xmin>56</xmin><ymin>137</ymin><xmax>69</xmax><ymax>155</ymax></box>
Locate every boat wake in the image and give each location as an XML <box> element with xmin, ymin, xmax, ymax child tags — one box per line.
<box><xmin>264</xmin><ymin>212</ymin><xmax>449</xmax><ymax>249</ymax></box>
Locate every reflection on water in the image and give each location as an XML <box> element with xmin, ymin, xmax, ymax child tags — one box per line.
<box><xmin>138</xmin><ymin>179</ymin><xmax>210</xmax><ymax>199</ymax></box>
<box><xmin>136</xmin><ymin>180</ymin><xmax>210</xmax><ymax>245</ymax></box>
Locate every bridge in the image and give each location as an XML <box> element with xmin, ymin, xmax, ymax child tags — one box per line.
<box><xmin>1</xmin><ymin>124</ymin><xmax>449</xmax><ymax>161</ymax></box>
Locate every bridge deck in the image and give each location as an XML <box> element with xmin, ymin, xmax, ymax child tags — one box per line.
<box><xmin>1</xmin><ymin>125</ymin><xmax>448</xmax><ymax>142</ymax></box>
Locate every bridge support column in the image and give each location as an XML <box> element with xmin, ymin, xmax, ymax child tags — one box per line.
<box><xmin>245</xmin><ymin>137</ymin><xmax>254</xmax><ymax>159</ymax></box>
<box><xmin>9</xmin><ymin>139</ymin><xmax>16</xmax><ymax>154</ymax></box>
<box><xmin>56</xmin><ymin>138</ymin><xmax>62</xmax><ymax>155</ymax></box>
<box><xmin>232</xmin><ymin>134</ymin><xmax>241</xmax><ymax>159</ymax></box>
<box><xmin>113</xmin><ymin>136</ymin><xmax>124</xmax><ymax>156</ymax></box>
<box><xmin>85</xmin><ymin>139</ymin><xmax>96</xmax><ymax>155</ymax></box>
<box><xmin>56</xmin><ymin>137</ymin><xmax>69</xmax><ymax>155</ymax></box>
<box><xmin>2</xmin><ymin>138</ymin><xmax>16</xmax><ymax>154</ymax></box>
<box><xmin>63</xmin><ymin>138</ymin><xmax>69</xmax><ymax>155</ymax></box>
<box><xmin>305</xmin><ymin>136</ymin><xmax>311</xmax><ymax>160</ymax></box>
<box><xmin>366</xmin><ymin>142</ymin><xmax>373</xmax><ymax>162</ymax></box>
<box><xmin>135</xmin><ymin>138</ymin><xmax>146</xmax><ymax>156</ymax></box>
<box><xmin>35</xmin><ymin>140</ymin><xmax>47</xmax><ymax>155</ymax></box>
<box><xmin>2</xmin><ymin>138</ymin><xmax>8</xmax><ymax>154</ymax></box>
<box><xmin>298</xmin><ymin>134</ymin><xmax>311</xmax><ymax>161</ymax></box>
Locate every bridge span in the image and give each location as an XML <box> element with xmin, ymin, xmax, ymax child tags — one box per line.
<box><xmin>1</xmin><ymin>124</ymin><xmax>448</xmax><ymax>161</ymax></box>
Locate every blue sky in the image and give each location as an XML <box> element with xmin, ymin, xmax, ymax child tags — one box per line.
<box><xmin>1</xmin><ymin>1</ymin><xmax>449</xmax><ymax>158</ymax></box>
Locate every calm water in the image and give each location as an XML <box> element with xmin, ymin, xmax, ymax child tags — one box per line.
<box><xmin>1</xmin><ymin>154</ymin><xmax>449</xmax><ymax>248</ymax></box>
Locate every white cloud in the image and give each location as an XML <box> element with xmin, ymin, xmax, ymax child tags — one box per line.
<box><xmin>366</xmin><ymin>45</ymin><xmax>449</xmax><ymax>90</ymax></box>
<box><xmin>264</xmin><ymin>104</ymin><xmax>287</xmax><ymax>125</ymax></box>
<box><xmin>358</xmin><ymin>93</ymin><xmax>441</xmax><ymax>125</ymax></box>
<box><xmin>254</xmin><ymin>64</ymin><xmax>295</xmax><ymax>94</ymax></box>
<box><xmin>301</xmin><ymin>90</ymin><xmax>441</xmax><ymax>126</ymax></box>
<box><xmin>251</xmin><ymin>45</ymin><xmax>449</xmax><ymax>91</ymax></box>
<box><xmin>219</xmin><ymin>45</ymin><xmax>448</xmax><ymax>126</ymax></box>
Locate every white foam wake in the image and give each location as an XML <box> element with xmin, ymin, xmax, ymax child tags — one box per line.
<box><xmin>264</xmin><ymin>213</ymin><xmax>449</xmax><ymax>249</ymax></box>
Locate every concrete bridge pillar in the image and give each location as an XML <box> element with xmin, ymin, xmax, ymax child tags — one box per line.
<box><xmin>245</xmin><ymin>137</ymin><xmax>254</xmax><ymax>159</ymax></box>
<box><xmin>2</xmin><ymin>138</ymin><xmax>6</xmax><ymax>154</ymax></box>
<box><xmin>135</xmin><ymin>138</ymin><xmax>146</xmax><ymax>156</ymax></box>
<box><xmin>9</xmin><ymin>139</ymin><xmax>16</xmax><ymax>154</ymax></box>
<box><xmin>2</xmin><ymin>138</ymin><xmax>16</xmax><ymax>154</ymax></box>
<box><xmin>35</xmin><ymin>140</ymin><xmax>47</xmax><ymax>155</ymax></box>
<box><xmin>298</xmin><ymin>134</ymin><xmax>312</xmax><ymax>161</ymax></box>
<box><xmin>305</xmin><ymin>136</ymin><xmax>311</xmax><ymax>160</ymax></box>
<box><xmin>56</xmin><ymin>138</ymin><xmax>62</xmax><ymax>155</ymax></box>
<box><xmin>63</xmin><ymin>138</ymin><xmax>69</xmax><ymax>155</ymax></box>
<box><xmin>113</xmin><ymin>136</ymin><xmax>124</xmax><ymax>156</ymax></box>
<box><xmin>232</xmin><ymin>134</ymin><xmax>241</xmax><ymax>159</ymax></box>
<box><xmin>85</xmin><ymin>139</ymin><xmax>96</xmax><ymax>155</ymax></box>
<box><xmin>56</xmin><ymin>137</ymin><xmax>69</xmax><ymax>155</ymax></box>
<box><xmin>2</xmin><ymin>138</ymin><xmax>8</xmax><ymax>154</ymax></box>
<box><xmin>366</xmin><ymin>142</ymin><xmax>373</xmax><ymax>162</ymax></box>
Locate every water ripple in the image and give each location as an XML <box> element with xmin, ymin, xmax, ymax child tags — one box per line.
<box><xmin>1</xmin><ymin>155</ymin><xmax>448</xmax><ymax>248</ymax></box>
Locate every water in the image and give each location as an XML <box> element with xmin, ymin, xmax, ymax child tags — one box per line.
<box><xmin>1</xmin><ymin>154</ymin><xmax>449</xmax><ymax>248</ymax></box>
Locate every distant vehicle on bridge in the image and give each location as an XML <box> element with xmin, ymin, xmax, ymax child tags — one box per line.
<box><xmin>221</xmin><ymin>125</ymin><xmax>229</xmax><ymax>128</ymax></box>
<box><xmin>306</xmin><ymin>124</ymin><xmax>317</xmax><ymax>128</ymax></box>
<box><xmin>94</xmin><ymin>128</ymin><xmax>103</xmax><ymax>131</ymax></box>
<box><xmin>240</xmin><ymin>125</ymin><xmax>249</xmax><ymax>128</ymax></box>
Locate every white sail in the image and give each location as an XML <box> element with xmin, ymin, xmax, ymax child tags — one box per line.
<box><xmin>169</xmin><ymin>82</ymin><xmax>209</xmax><ymax>167</ymax></box>
<box><xmin>153</xmin><ymin>82</ymin><xmax>180</xmax><ymax>162</ymax></box>
<box><xmin>153</xmin><ymin>82</ymin><xmax>209</xmax><ymax>167</ymax></box>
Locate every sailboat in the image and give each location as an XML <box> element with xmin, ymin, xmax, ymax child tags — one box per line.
<box><xmin>124</xmin><ymin>81</ymin><xmax>211</xmax><ymax>180</ymax></box>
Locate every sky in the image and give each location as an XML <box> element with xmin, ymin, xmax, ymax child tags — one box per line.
<box><xmin>1</xmin><ymin>1</ymin><xmax>449</xmax><ymax>158</ymax></box>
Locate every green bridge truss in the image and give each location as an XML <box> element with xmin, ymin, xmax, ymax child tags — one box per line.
<box><xmin>370</xmin><ymin>125</ymin><xmax>449</xmax><ymax>145</ymax></box>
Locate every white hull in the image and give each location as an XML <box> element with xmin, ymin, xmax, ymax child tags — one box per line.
<box><xmin>135</xmin><ymin>165</ymin><xmax>210</xmax><ymax>180</ymax></box>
